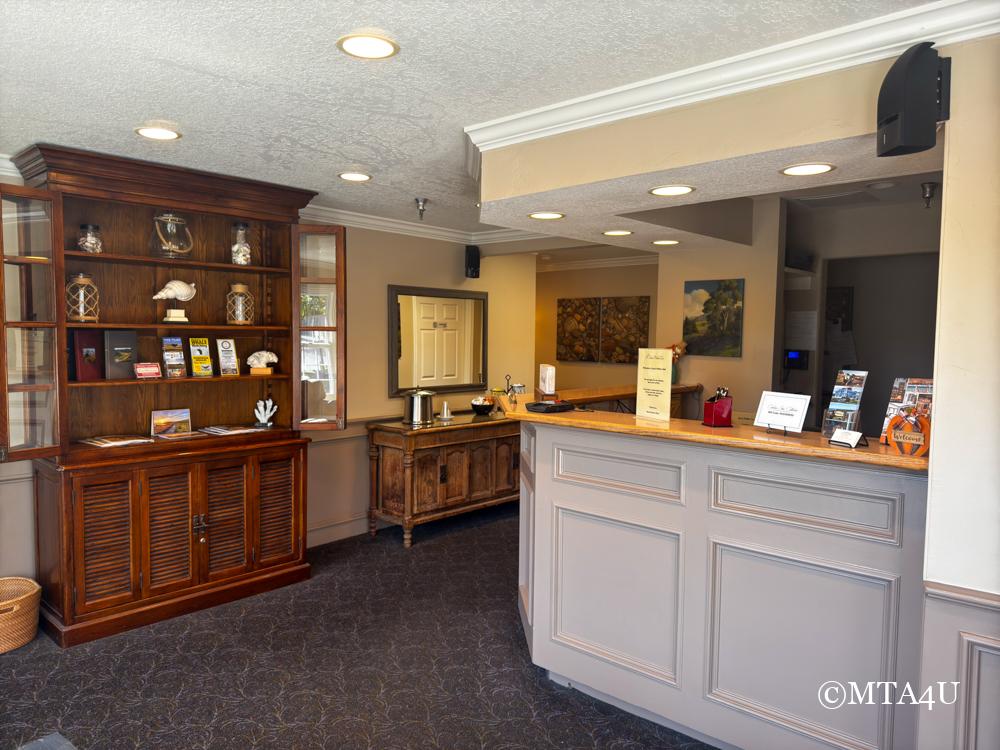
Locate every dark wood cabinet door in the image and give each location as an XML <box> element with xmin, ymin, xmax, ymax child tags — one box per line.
<box><xmin>494</xmin><ymin>437</ymin><xmax>519</xmax><ymax>495</ymax></box>
<box><xmin>140</xmin><ymin>465</ymin><xmax>196</xmax><ymax>597</ymax></box>
<box><xmin>202</xmin><ymin>458</ymin><xmax>252</xmax><ymax>581</ymax></box>
<box><xmin>468</xmin><ymin>440</ymin><xmax>494</xmax><ymax>501</ymax></box>
<box><xmin>71</xmin><ymin>471</ymin><xmax>140</xmax><ymax>615</ymax></box>
<box><xmin>441</xmin><ymin>445</ymin><xmax>469</xmax><ymax>506</ymax></box>
<box><xmin>413</xmin><ymin>449</ymin><xmax>440</xmax><ymax>513</ymax></box>
<box><xmin>254</xmin><ymin>450</ymin><xmax>300</xmax><ymax>567</ymax></box>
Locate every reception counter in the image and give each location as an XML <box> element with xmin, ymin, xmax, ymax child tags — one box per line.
<box><xmin>504</xmin><ymin>399</ymin><xmax>928</xmax><ymax>750</ymax></box>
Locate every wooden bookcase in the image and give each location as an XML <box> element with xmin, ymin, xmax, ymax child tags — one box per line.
<box><xmin>0</xmin><ymin>144</ymin><xmax>345</xmax><ymax>645</ymax></box>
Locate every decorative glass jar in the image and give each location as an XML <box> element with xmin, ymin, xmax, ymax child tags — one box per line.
<box><xmin>77</xmin><ymin>224</ymin><xmax>103</xmax><ymax>254</ymax></box>
<box><xmin>151</xmin><ymin>212</ymin><xmax>194</xmax><ymax>259</ymax></box>
<box><xmin>66</xmin><ymin>273</ymin><xmax>100</xmax><ymax>322</ymax></box>
<box><xmin>231</xmin><ymin>222</ymin><xmax>252</xmax><ymax>265</ymax></box>
<box><xmin>226</xmin><ymin>283</ymin><xmax>254</xmax><ymax>325</ymax></box>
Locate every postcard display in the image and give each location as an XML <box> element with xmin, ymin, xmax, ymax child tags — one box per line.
<box><xmin>0</xmin><ymin>145</ymin><xmax>350</xmax><ymax>646</ymax></box>
<box><xmin>821</xmin><ymin>370</ymin><xmax>869</xmax><ymax>437</ymax></box>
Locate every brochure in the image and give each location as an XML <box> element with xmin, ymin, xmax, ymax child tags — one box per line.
<box><xmin>189</xmin><ymin>337</ymin><xmax>214</xmax><ymax>377</ymax></box>
<box><xmin>162</xmin><ymin>337</ymin><xmax>187</xmax><ymax>378</ymax></box>
<box><xmin>216</xmin><ymin>338</ymin><xmax>239</xmax><ymax>376</ymax></box>
<box><xmin>151</xmin><ymin>408</ymin><xmax>192</xmax><ymax>436</ymax></box>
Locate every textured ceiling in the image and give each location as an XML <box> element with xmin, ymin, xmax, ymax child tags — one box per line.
<box><xmin>0</xmin><ymin>0</ymin><xmax>927</xmax><ymax>232</ymax></box>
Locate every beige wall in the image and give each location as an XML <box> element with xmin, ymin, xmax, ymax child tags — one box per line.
<box><xmin>535</xmin><ymin>262</ymin><xmax>658</xmax><ymax>389</ymax></box>
<box><xmin>925</xmin><ymin>35</ymin><xmax>1000</xmax><ymax>595</ymax></box>
<box><xmin>481</xmin><ymin>57</ymin><xmax>895</xmax><ymax>201</ymax></box>
<box><xmin>306</xmin><ymin>227</ymin><xmax>536</xmax><ymax>547</ymax></box>
<box><xmin>655</xmin><ymin>196</ymin><xmax>784</xmax><ymax>412</ymax></box>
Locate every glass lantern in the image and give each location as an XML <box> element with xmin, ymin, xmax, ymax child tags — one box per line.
<box><xmin>226</xmin><ymin>283</ymin><xmax>254</xmax><ymax>325</ymax></box>
<box><xmin>66</xmin><ymin>273</ymin><xmax>100</xmax><ymax>322</ymax></box>
<box><xmin>151</xmin><ymin>212</ymin><xmax>194</xmax><ymax>259</ymax></box>
<box><xmin>77</xmin><ymin>224</ymin><xmax>103</xmax><ymax>254</ymax></box>
<box><xmin>231</xmin><ymin>222</ymin><xmax>252</xmax><ymax>265</ymax></box>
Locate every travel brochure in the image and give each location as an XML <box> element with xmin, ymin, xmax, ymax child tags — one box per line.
<box><xmin>162</xmin><ymin>337</ymin><xmax>187</xmax><ymax>378</ymax></box>
<box><xmin>189</xmin><ymin>337</ymin><xmax>214</xmax><ymax>377</ymax></box>
<box><xmin>821</xmin><ymin>370</ymin><xmax>869</xmax><ymax>437</ymax></box>
<box><xmin>880</xmin><ymin>377</ymin><xmax>934</xmax><ymax>443</ymax></box>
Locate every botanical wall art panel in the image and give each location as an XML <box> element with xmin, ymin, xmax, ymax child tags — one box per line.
<box><xmin>557</xmin><ymin>297</ymin><xmax>601</xmax><ymax>362</ymax></box>
<box><xmin>599</xmin><ymin>296</ymin><xmax>650</xmax><ymax>364</ymax></box>
<box><xmin>682</xmin><ymin>279</ymin><xmax>745</xmax><ymax>357</ymax></box>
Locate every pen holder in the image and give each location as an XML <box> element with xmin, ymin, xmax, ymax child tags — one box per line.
<box><xmin>703</xmin><ymin>395</ymin><xmax>733</xmax><ymax>427</ymax></box>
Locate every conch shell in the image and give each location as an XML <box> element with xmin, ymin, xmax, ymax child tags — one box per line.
<box><xmin>152</xmin><ymin>280</ymin><xmax>197</xmax><ymax>302</ymax></box>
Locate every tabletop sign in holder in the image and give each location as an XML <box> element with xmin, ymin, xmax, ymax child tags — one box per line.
<box><xmin>753</xmin><ymin>391</ymin><xmax>811</xmax><ymax>436</ymax></box>
<box><xmin>828</xmin><ymin>428</ymin><xmax>869</xmax><ymax>449</ymax></box>
<box><xmin>635</xmin><ymin>348</ymin><xmax>672</xmax><ymax>422</ymax></box>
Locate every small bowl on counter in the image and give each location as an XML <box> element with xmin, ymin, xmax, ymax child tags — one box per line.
<box><xmin>470</xmin><ymin>396</ymin><xmax>495</xmax><ymax>416</ymax></box>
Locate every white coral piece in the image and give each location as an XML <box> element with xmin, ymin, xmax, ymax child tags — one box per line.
<box><xmin>152</xmin><ymin>280</ymin><xmax>197</xmax><ymax>301</ymax></box>
<box><xmin>254</xmin><ymin>398</ymin><xmax>278</xmax><ymax>426</ymax></box>
<box><xmin>247</xmin><ymin>350</ymin><xmax>278</xmax><ymax>368</ymax></box>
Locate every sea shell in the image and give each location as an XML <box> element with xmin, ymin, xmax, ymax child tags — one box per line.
<box><xmin>152</xmin><ymin>280</ymin><xmax>197</xmax><ymax>301</ymax></box>
<box><xmin>247</xmin><ymin>350</ymin><xmax>278</xmax><ymax>368</ymax></box>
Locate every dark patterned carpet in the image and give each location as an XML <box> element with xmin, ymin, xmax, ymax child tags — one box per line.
<box><xmin>1</xmin><ymin>505</ymin><xmax>716</xmax><ymax>750</ymax></box>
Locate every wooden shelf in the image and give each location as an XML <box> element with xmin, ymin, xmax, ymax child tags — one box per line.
<box><xmin>68</xmin><ymin>373</ymin><xmax>289</xmax><ymax>388</ymax></box>
<box><xmin>64</xmin><ymin>250</ymin><xmax>290</xmax><ymax>275</ymax></box>
<box><xmin>4</xmin><ymin>255</ymin><xmax>52</xmax><ymax>265</ymax></box>
<box><xmin>9</xmin><ymin>382</ymin><xmax>56</xmax><ymax>392</ymax></box>
<box><xmin>67</xmin><ymin>322</ymin><xmax>289</xmax><ymax>333</ymax></box>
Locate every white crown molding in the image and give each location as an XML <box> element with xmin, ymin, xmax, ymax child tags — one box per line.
<box><xmin>0</xmin><ymin>154</ymin><xmax>23</xmax><ymax>183</ymax></box>
<box><xmin>299</xmin><ymin>203</ymin><xmax>546</xmax><ymax>245</ymax></box>
<box><xmin>465</xmin><ymin>0</ymin><xmax>1000</xmax><ymax>151</ymax></box>
<box><xmin>538</xmin><ymin>254</ymin><xmax>658</xmax><ymax>273</ymax></box>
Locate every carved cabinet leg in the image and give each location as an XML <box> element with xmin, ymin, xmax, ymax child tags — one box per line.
<box><xmin>403</xmin><ymin>526</ymin><xmax>413</xmax><ymax>548</ymax></box>
<box><xmin>402</xmin><ymin>449</ymin><xmax>414</xmax><ymax>548</ymax></box>
<box><xmin>368</xmin><ymin>443</ymin><xmax>379</xmax><ymax>538</ymax></box>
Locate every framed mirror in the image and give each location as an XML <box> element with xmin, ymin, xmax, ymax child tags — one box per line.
<box><xmin>388</xmin><ymin>285</ymin><xmax>487</xmax><ymax>396</ymax></box>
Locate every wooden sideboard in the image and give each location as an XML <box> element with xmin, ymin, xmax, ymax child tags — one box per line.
<box><xmin>368</xmin><ymin>414</ymin><xmax>520</xmax><ymax>547</ymax></box>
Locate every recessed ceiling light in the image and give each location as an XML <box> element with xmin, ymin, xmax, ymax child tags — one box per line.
<box><xmin>134</xmin><ymin>121</ymin><xmax>181</xmax><ymax>141</ymax></box>
<box><xmin>652</xmin><ymin>240</ymin><xmax>679</xmax><ymax>246</ymax></box>
<box><xmin>528</xmin><ymin>211</ymin><xmax>564</xmax><ymax>220</ymax></box>
<box><xmin>337</xmin><ymin>33</ymin><xmax>399</xmax><ymax>59</ymax></box>
<box><xmin>649</xmin><ymin>185</ymin><xmax>694</xmax><ymax>197</ymax></box>
<box><xmin>603</xmin><ymin>230</ymin><xmax>632</xmax><ymax>236</ymax></box>
<box><xmin>338</xmin><ymin>171</ymin><xmax>371</xmax><ymax>182</ymax></box>
<box><xmin>781</xmin><ymin>163</ymin><xmax>835</xmax><ymax>176</ymax></box>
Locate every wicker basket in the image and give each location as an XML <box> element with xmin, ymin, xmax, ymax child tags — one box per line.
<box><xmin>0</xmin><ymin>577</ymin><xmax>41</xmax><ymax>654</ymax></box>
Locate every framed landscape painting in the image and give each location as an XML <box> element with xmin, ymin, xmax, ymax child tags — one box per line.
<box><xmin>682</xmin><ymin>279</ymin><xmax>745</xmax><ymax>357</ymax></box>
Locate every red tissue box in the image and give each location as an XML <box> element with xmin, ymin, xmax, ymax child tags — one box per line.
<box><xmin>703</xmin><ymin>396</ymin><xmax>733</xmax><ymax>427</ymax></box>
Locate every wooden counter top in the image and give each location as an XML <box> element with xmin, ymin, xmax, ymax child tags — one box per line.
<box><xmin>537</xmin><ymin>383</ymin><xmax>702</xmax><ymax>405</ymax></box>
<box><xmin>502</xmin><ymin>398</ymin><xmax>927</xmax><ymax>473</ymax></box>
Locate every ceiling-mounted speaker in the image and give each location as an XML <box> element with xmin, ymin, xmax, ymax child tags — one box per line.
<box><xmin>877</xmin><ymin>41</ymin><xmax>950</xmax><ymax>157</ymax></box>
<box><xmin>465</xmin><ymin>245</ymin><xmax>480</xmax><ymax>278</ymax></box>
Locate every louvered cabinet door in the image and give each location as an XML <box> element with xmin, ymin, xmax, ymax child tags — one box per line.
<box><xmin>140</xmin><ymin>466</ymin><xmax>196</xmax><ymax>597</ymax></box>
<box><xmin>202</xmin><ymin>458</ymin><xmax>252</xmax><ymax>581</ymax></box>
<box><xmin>253</xmin><ymin>449</ymin><xmax>302</xmax><ymax>567</ymax></box>
<box><xmin>71</xmin><ymin>471</ymin><xmax>140</xmax><ymax>615</ymax></box>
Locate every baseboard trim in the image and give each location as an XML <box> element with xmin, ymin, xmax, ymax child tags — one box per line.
<box><xmin>307</xmin><ymin>514</ymin><xmax>371</xmax><ymax>547</ymax></box>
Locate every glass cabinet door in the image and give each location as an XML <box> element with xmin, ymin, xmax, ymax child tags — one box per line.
<box><xmin>292</xmin><ymin>225</ymin><xmax>345</xmax><ymax>430</ymax></box>
<box><xmin>0</xmin><ymin>184</ymin><xmax>63</xmax><ymax>460</ymax></box>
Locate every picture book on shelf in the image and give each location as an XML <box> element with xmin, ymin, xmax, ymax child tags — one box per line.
<box><xmin>189</xmin><ymin>337</ymin><xmax>214</xmax><ymax>377</ymax></box>
<box><xmin>161</xmin><ymin>337</ymin><xmax>187</xmax><ymax>378</ymax></box>
<box><xmin>104</xmin><ymin>330</ymin><xmax>138</xmax><ymax>380</ymax></box>
<box><xmin>150</xmin><ymin>408</ymin><xmax>192</xmax><ymax>436</ymax></box>
<box><xmin>80</xmin><ymin>434</ymin><xmax>155</xmax><ymax>448</ymax></box>
<box><xmin>71</xmin><ymin>329</ymin><xmax>104</xmax><ymax>381</ymax></box>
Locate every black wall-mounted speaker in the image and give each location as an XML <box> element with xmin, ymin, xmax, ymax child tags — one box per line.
<box><xmin>465</xmin><ymin>245</ymin><xmax>480</xmax><ymax>278</ymax></box>
<box><xmin>877</xmin><ymin>41</ymin><xmax>950</xmax><ymax>157</ymax></box>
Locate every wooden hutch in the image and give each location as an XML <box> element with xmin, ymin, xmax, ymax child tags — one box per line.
<box><xmin>0</xmin><ymin>145</ymin><xmax>346</xmax><ymax>646</ymax></box>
